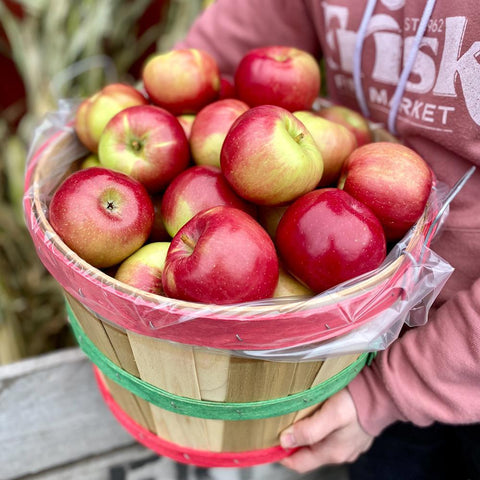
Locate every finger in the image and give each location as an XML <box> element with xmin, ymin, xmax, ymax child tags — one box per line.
<box><xmin>280</xmin><ymin>427</ymin><xmax>373</xmax><ymax>473</ymax></box>
<box><xmin>280</xmin><ymin>436</ymin><xmax>352</xmax><ymax>474</ymax></box>
<box><xmin>280</xmin><ymin>444</ymin><xmax>325</xmax><ymax>473</ymax></box>
<box><xmin>280</xmin><ymin>389</ymin><xmax>356</xmax><ymax>448</ymax></box>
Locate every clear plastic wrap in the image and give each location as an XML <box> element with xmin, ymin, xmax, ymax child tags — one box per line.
<box><xmin>23</xmin><ymin>101</ymin><xmax>460</xmax><ymax>360</ymax></box>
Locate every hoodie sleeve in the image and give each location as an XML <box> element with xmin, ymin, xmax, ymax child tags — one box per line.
<box><xmin>175</xmin><ymin>0</ymin><xmax>321</xmax><ymax>76</ymax></box>
<box><xmin>348</xmin><ymin>276</ymin><xmax>480</xmax><ymax>436</ymax></box>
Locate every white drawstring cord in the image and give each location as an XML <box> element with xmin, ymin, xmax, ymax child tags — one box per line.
<box><xmin>388</xmin><ymin>0</ymin><xmax>437</xmax><ymax>134</ymax></box>
<box><xmin>353</xmin><ymin>0</ymin><xmax>378</xmax><ymax>118</ymax></box>
<box><xmin>353</xmin><ymin>0</ymin><xmax>438</xmax><ymax>135</ymax></box>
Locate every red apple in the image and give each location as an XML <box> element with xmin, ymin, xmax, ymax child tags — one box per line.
<box><xmin>98</xmin><ymin>105</ymin><xmax>190</xmax><ymax>193</ymax></box>
<box><xmin>338</xmin><ymin>142</ymin><xmax>433</xmax><ymax>241</ymax></box>
<box><xmin>149</xmin><ymin>194</ymin><xmax>171</xmax><ymax>242</ymax></box>
<box><xmin>317</xmin><ymin>105</ymin><xmax>372</xmax><ymax>147</ymax></box>
<box><xmin>161</xmin><ymin>165</ymin><xmax>256</xmax><ymax>237</ymax></box>
<box><xmin>219</xmin><ymin>76</ymin><xmax>236</xmax><ymax>99</ymax></box>
<box><xmin>142</xmin><ymin>48</ymin><xmax>221</xmax><ymax>115</ymax></box>
<box><xmin>190</xmin><ymin>99</ymin><xmax>249</xmax><ymax>167</ymax></box>
<box><xmin>176</xmin><ymin>114</ymin><xmax>196</xmax><ymax>139</ymax></box>
<box><xmin>293</xmin><ymin>110</ymin><xmax>357</xmax><ymax>186</ymax></box>
<box><xmin>220</xmin><ymin>105</ymin><xmax>323</xmax><ymax>205</ymax></box>
<box><xmin>257</xmin><ymin>204</ymin><xmax>289</xmax><ymax>240</ymax></box>
<box><xmin>74</xmin><ymin>83</ymin><xmax>148</xmax><ymax>153</ymax></box>
<box><xmin>274</xmin><ymin>264</ymin><xmax>313</xmax><ymax>298</ymax></box>
<box><xmin>276</xmin><ymin>188</ymin><xmax>386</xmax><ymax>293</ymax></box>
<box><xmin>234</xmin><ymin>46</ymin><xmax>321</xmax><ymax>111</ymax></box>
<box><xmin>162</xmin><ymin>206</ymin><xmax>279</xmax><ymax>305</ymax></box>
<box><xmin>48</xmin><ymin>167</ymin><xmax>155</xmax><ymax>268</ymax></box>
<box><xmin>115</xmin><ymin>242</ymin><xmax>170</xmax><ymax>295</ymax></box>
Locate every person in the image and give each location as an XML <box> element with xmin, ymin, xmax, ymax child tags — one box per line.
<box><xmin>175</xmin><ymin>1</ymin><xmax>480</xmax><ymax>478</ymax></box>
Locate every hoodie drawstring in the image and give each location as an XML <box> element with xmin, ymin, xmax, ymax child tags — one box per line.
<box><xmin>353</xmin><ymin>0</ymin><xmax>438</xmax><ymax>135</ymax></box>
<box><xmin>353</xmin><ymin>0</ymin><xmax>378</xmax><ymax>119</ymax></box>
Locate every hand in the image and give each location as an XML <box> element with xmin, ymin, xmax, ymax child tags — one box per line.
<box><xmin>279</xmin><ymin>388</ymin><xmax>374</xmax><ymax>473</ymax></box>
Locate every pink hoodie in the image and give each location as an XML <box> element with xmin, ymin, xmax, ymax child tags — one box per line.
<box><xmin>177</xmin><ymin>0</ymin><xmax>480</xmax><ymax>436</ymax></box>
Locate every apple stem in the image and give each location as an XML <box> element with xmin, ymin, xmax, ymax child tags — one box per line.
<box><xmin>180</xmin><ymin>234</ymin><xmax>196</xmax><ymax>251</ymax></box>
<box><xmin>131</xmin><ymin>140</ymin><xmax>142</xmax><ymax>152</ymax></box>
<box><xmin>294</xmin><ymin>132</ymin><xmax>304</xmax><ymax>143</ymax></box>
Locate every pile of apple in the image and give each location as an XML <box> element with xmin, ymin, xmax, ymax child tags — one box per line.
<box><xmin>48</xmin><ymin>46</ymin><xmax>433</xmax><ymax>306</ymax></box>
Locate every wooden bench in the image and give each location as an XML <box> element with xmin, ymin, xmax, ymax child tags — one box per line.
<box><xmin>0</xmin><ymin>347</ymin><xmax>348</xmax><ymax>480</ymax></box>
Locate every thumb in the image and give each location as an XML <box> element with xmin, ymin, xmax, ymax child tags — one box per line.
<box><xmin>280</xmin><ymin>389</ymin><xmax>356</xmax><ymax>449</ymax></box>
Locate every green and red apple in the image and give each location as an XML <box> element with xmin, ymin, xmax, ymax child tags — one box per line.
<box><xmin>98</xmin><ymin>105</ymin><xmax>190</xmax><ymax>193</ymax></box>
<box><xmin>142</xmin><ymin>48</ymin><xmax>221</xmax><ymax>115</ymax></box>
<box><xmin>115</xmin><ymin>242</ymin><xmax>170</xmax><ymax>295</ymax></box>
<box><xmin>48</xmin><ymin>167</ymin><xmax>154</xmax><ymax>268</ymax></box>
<box><xmin>74</xmin><ymin>83</ymin><xmax>147</xmax><ymax>153</ymax></box>
<box><xmin>161</xmin><ymin>165</ymin><xmax>256</xmax><ymax>237</ymax></box>
<box><xmin>220</xmin><ymin>105</ymin><xmax>324</xmax><ymax>205</ymax></box>
<box><xmin>293</xmin><ymin>110</ymin><xmax>357</xmax><ymax>186</ymax></box>
<box><xmin>176</xmin><ymin>114</ymin><xmax>196</xmax><ymax>139</ymax></box>
<box><xmin>190</xmin><ymin>98</ymin><xmax>249</xmax><ymax>167</ymax></box>
<box><xmin>80</xmin><ymin>154</ymin><xmax>100</xmax><ymax>169</ymax></box>
<box><xmin>318</xmin><ymin>105</ymin><xmax>372</xmax><ymax>147</ymax></box>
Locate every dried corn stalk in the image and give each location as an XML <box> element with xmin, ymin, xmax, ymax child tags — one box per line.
<box><xmin>0</xmin><ymin>0</ymin><xmax>203</xmax><ymax>363</ymax></box>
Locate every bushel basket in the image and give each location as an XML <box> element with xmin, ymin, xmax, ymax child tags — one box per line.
<box><xmin>23</xmin><ymin>112</ymin><xmax>452</xmax><ymax>467</ymax></box>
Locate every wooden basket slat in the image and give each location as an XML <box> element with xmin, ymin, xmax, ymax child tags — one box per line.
<box><xmin>65</xmin><ymin>291</ymin><xmax>360</xmax><ymax>451</ymax></box>
<box><xmin>66</xmin><ymin>293</ymin><xmax>156</xmax><ymax>431</ymax></box>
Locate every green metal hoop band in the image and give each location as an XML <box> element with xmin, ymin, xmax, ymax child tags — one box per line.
<box><xmin>67</xmin><ymin>301</ymin><xmax>375</xmax><ymax>421</ymax></box>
